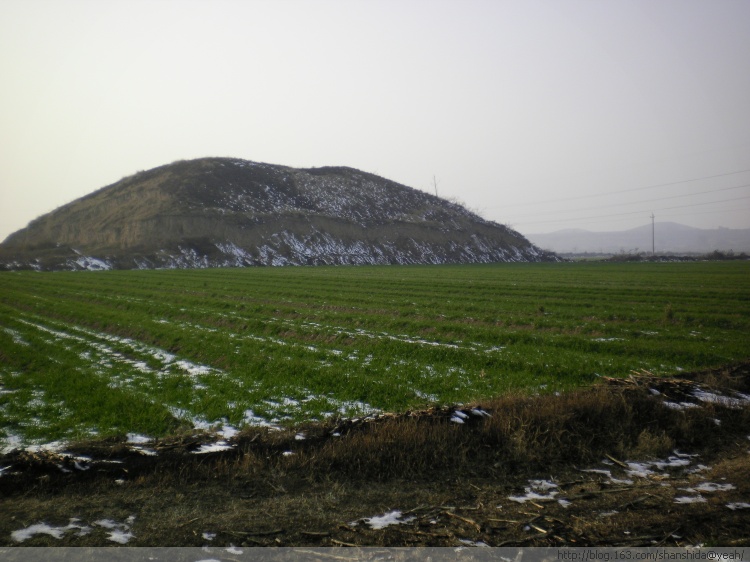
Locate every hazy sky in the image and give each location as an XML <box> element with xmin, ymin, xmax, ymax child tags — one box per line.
<box><xmin>2</xmin><ymin>0</ymin><xmax>749</xmax><ymax>241</ymax></box>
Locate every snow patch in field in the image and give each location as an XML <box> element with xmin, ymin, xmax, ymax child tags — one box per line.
<box><xmin>592</xmin><ymin>337</ymin><xmax>624</xmax><ymax>342</ymax></box>
<box><xmin>727</xmin><ymin>502</ymin><xmax>750</xmax><ymax>510</ymax></box>
<box><xmin>0</xmin><ymin>432</ymin><xmax>24</xmax><ymax>454</ymax></box>
<box><xmin>470</xmin><ymin>408</ymin><xmax>491</xmax><ymax>417</ymax></box>
<box><xmin>692</xmin><ymin>389</ymin><xmax>750</xmax><ymax>409</ymax></box>
<box><xmin>653</xmin><ymin>454</ymin><xmax>695</xmax><ymax>470</ymax></box>
<box><xmin>624</xmin><ymin>453</ymin><xmax>697</xmax><ymax>478</ymax></box>
<box><xmin>333</xmin><ymin>399</ymin><xmax>379</xmax><ymax>417</ymax></box>
<box><xmin>242</xmin><ymin>409</ymin><xmax>280</xmax><ymax>429</ymax></box>
<box><xmin>361</xmin><ymin>510</ymin><xmax>415</xmax><ymax>529</ymax></box>
<box><xmin>581</xmin><ymin>469</ymin><xmax>633</xmax><ymax>485</ymax></box>
<box><xmin>509</xmin><ymin>479</ymin><xmax>560</xmax><ymax>503</ymax></box>
<box><xmin>685</xmin><ymin>482</ymin><xmax>735</xmax><ymax>493</ymax></box>
<box><xmin>659</xmin><ymin>386</ymin><xmax>750</xmax><ymax>412</ymax></box>
<box><xmin>458</xmin><ymin>539</ymin><xmax>490</xmax><ymax>547</ymax></box>
<box><xmin>217</xmin><ymin>424</ymin><xmax>239</xmax><ymax>439</ymax></box>
<box><xmin>0</xmin><ymin>385</ymin><xmax>18</xmax><ymax>396</ymax></box>
<box><xmin>187</xmin><ymin>421</ymin><xmax>240</xmax><ymax>452</ymax></box>
<box><xmin>23</xmin><ymin>440</ymin><xmax>67</xmax><ymax>454</ymax></box>
<box><xmin>624</xmin><ymin>461</ymin><xmax>655</xmax><ymax>478</ymax></box>
<box><xmin>674</xmin><ymin>495</ymin><xmax>706</xmax><ymax>504</ymax></box>
<box><xmin>284</xmin><ymin>318</ymin><xmax>489</xmax><ymax>353</ymax></box>
<box><xmin>11</xmin><ymin>518</ymin><xmax>92</xmax><ymax>542</ymax></box>
<box><xmin>17</xmin><ymin>316</ymin><xmax>223</xmax><ymax>391</ymax></box>
<box><xmin>2</xmin><ymin>327</ymin><xmax>30</xmax><ymax>346</ymax></box>
<box><xmin>257</xmin><ymin>392</ymin><xmax>379</xmax><ymax>424</ymax></box>
<box><xmin>193</xmin><ymin>442</ymin><xmax>234</xmax><ymax>454</ymax></box>
<box><xmin>663</xmin><ymin>401</ymin><xmax>700</xmax><ymax>410</ymax></box>
<box><xmin>173</xmin><ymin>360</ymin><xmax>214</xmax><ymax>376</ymax></box>
<box><xmin>167</xmin><ymin>407</ymin><xmax>235</xmax><ymax>437</ymax></box>
<box><xmin>94</xmin><ymin>516</ymin><xmax>135</xmax><ymax>544</ymax></box>
<box><xmin>413</xmin><ymin>389</ymin><xmax>439</xmax><ymax>401</ymax></box>
<box><xmin>130</xmin><ymin>446</ymin><xmax>157</xmax><ymax>456</ymax></box>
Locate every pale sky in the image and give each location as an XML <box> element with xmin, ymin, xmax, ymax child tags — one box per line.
<box><xmin>2</xmin><ymin>0</ymin><xmax>749</xmax><ymax>241</ymax></box>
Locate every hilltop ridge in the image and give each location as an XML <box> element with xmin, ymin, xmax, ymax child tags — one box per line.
<box><xmin>0</xmin><ymin>157</ymin><xmax>555</xmax><ymax>270</ymax></box>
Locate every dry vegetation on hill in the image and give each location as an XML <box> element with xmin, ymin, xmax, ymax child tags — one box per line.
<box><xmin>0</xmin><ymin>158</ymin><xmax>553</xmax><ymax>270</ymax></box>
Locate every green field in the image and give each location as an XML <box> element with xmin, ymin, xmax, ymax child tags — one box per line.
<box><xmin>1</xmin><ymin>261</ymin><xmax>748</xmax><ymax>450</ymax></box>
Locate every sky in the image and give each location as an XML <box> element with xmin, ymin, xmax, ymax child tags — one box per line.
<box><xmin>1</xmin><ymin>0</ymin><xmax>749</xmax><ymax>241</ymax></box>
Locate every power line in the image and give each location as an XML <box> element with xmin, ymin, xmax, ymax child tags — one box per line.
<box><xmin>666</xmin><ymin>205</ymin><xmax>750</xmax><ymax>219</ymax></box>
<box><xmin>539</xmin><ymin>204</ymin><xmax>750</xmax><ymax>229</ymax></box>
<box><xmin>504</xmin><ymin>182</ymin><xmax>750</xmax><ymax>221</ymax></box>
<box><xmin>514</xmin><ymin>194</ymin><xmax>750</xmax><ymax>227</ymax></box>
<box><xmin>488</xmin><ymin>167</ymin><xmax>750</xmax><ymax>210</ymax></box>
<box><xmin>655</xmin><ymin>198</ymin><xmax>750</xmax><ymax>217</ymax></box>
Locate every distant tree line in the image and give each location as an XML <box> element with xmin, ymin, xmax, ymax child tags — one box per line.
<box><xmin>604</xmin><ymin>249</ymin><xmax>748</xmax><ymax>263</ymax></box>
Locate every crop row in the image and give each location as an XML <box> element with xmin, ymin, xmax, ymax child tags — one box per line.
<box><xmin>1</xmin><ymin>261</ymin><xmax>748</xmax><ymax>450</ymax></box>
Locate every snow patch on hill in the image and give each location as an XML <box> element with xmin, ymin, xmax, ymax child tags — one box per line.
<box><xmin>0</xmin><ymin>157</ymin><xmax>557</xmax><ymax>271</ymax></box>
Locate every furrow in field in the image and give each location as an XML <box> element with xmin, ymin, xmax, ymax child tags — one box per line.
<box><xmin>16</xmin><ymin>317</ymin><xmax>222</xmax><ymax>380</ymax></box>
<box><xmin>2</xmin><ymin>315</ymin><xmax>235</xmax><ymax>445</ymax></box>
<box><xmin>2</xmin><ymin>312</ymin><xmax>381</xmax><ymax>450</ymax></box>
<box><xmin>279</xmin><ymin>318</ymin><xmax>473</xmax><ymax>350</ymax></box>
<box><xmin>150</xmin><ymin>315</ymin><xmax>560</xmax><ymax>406</ymax></box>
<box><xmin>2</xmin><ymin>262</ymin><xmax>747</xmax><ymax>452</ymax></box>
<box><xmin>1</xmin><ymin>327</ymin><xmax>30</xmax><ymax>347</ymax></box>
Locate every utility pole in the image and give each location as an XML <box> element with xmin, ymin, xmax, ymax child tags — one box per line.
<box><xmin>432</xmin><ymin>175</ymin><xmax>439</xmax><ymax>197</ymax></box>
<box><xmin>651</xmin><ymin>212</ymin><xmax>655</xmax><ymax>255</ymax></box>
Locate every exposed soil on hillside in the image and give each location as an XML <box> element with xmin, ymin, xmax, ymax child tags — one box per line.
<box><xmin>1</xmin><ymin>362</ymin><xmax>749</xmax><ymax>548</ymax></box>
<box><xmin>0</xmin><ymin>157</ymin><xmax>556</xmax><ymax>270</ymax></box>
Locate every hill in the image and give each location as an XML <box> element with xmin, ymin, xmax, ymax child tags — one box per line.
<box><xmin>0</xmin><ymin>158</ymin><xmax>555</xmax><ymax>270</ymax></box>
<box><xmin>526</xmin><ymin>222</ymin><xmax>750</xmax><ymax>255</ymax></box>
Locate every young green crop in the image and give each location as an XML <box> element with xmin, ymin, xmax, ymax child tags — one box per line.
<box><xmin>1</xmin><ymin>261</ymin><xmax>748</xmax><ymax>450</ymax></box>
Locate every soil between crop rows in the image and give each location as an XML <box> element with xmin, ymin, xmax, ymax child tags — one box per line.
<box><xmin>1</xmin><ymin>362</ymin><xmax>749</xmax><ymax>548</ymax></box>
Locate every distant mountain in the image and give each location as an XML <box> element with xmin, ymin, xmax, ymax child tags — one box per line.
<box><xmin>526</xmin><ymin>222</ymin><xmax>750</xmax><ymax>255</ymax></box>
<box><xmin>0</xmin><ymin>157</ymin><xmax>556</xmax><ymax>270</ymax></box>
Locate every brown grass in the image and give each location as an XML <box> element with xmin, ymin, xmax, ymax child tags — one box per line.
<box><xmin>1</xmin><ymin>361</ymin><xmax>749</xmax><ymax>547</ymax></box>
